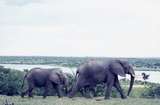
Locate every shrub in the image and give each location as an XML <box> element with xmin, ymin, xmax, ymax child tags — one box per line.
<box><xmin>0</xmin><ymin>66</ymin><xmax>24</xmax><ymax>95</ymax></box>
<box><xmin>141</xmin><ymin>84</ymin><xmax>160</xmax><ymax>98</ymax></box>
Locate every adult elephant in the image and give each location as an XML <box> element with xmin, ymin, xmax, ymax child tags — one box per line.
<box><xmin>21</xmin><ymin>68</ymin><xmax>67</xmax><ymax>98</ymax></box>
<box><xmin>68</xmin><ymin>59</ymin><xmax>135</xmax><ymax>99</ymax></box>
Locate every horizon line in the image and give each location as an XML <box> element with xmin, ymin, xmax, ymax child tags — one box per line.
<box><xmin>0</xmin><ymin>55</ymin><xmax>160</xmax><ymax>59</ymax></box>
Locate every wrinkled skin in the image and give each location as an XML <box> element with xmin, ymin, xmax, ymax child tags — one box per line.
<box><xmin>68</xmin><ymin>59</ymin><xmax>135</xmax><ymax>99</ymax></box>
<box><xmin>21</xmin><ymin>68</ymin><xmax>67</xmax><ymax>98</ymax></box>
<box><xmin>62</xmin><ymin>72</ymin><xmax>74</xmax><ymax>95</ymax></box>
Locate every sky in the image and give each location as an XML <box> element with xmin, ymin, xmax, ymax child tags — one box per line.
<box><xmin>0</xmin><ymin>0</ymin><xmax>160</xmax><ymax>57</ymax></box>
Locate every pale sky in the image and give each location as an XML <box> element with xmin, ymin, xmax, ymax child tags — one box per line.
<box><xmin>0</xmin><ymin>0</ymin><xmax>160</xmax><ymax>57</ymax></box>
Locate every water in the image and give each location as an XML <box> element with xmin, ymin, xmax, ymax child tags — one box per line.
<box><xmin>0</xmin><ymin>64</ymin><xmax>160</xmax><ymax>83</ymax></box>
<box><xmin>119</xmin><ymin>71</ymin><xmax>160</xmax><ymax>83</ymax></box>
<box><xmin>0</xmin><ymin>64</ymin><xmax>76</xmax><ymax>74</ymax></box>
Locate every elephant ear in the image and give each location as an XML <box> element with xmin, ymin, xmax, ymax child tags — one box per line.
<box><xmin>56</xmin><ymin>72</ymin><xmax>64</xmax><ymax>84</ymax></box>
<box><xmin>109</xmin><ymin>60</ymin><xmax>126</xmax><ymax>77</ymax></box>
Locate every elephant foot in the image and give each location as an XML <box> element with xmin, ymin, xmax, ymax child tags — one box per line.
<box><xmin>95</xmin><ymin>98</ymin><xmax>103</xmax><ymax>101</ymax></box>
<box><xmin>93</xmin><ymin>94</ymin><xmax>97</xmax><ymax>97</ymax></box>
<box><xmin>21</xmin><ymin>93</ymin><xmax>25</xmax><ymax>98</ymax></box>
<box><xmin>85</xmin><ymin>96</ymin><xmax>93</xmax><ymax>99</ymax></box>
<box><xmin>58</xmin><ymin>95</ymin><xmax>63</xmax><ymax>98</ymax></box>
<box><xmin>121</xmin><ymin>95</ymin><xmax>127</xmax><ymax>99</ymax></box>
<box><xmin>43</xmin><ymin>96</ymin><xmax>47</xmax><ymax>99</ymax></box>
<box><xmin>28</xmin><ymin>95</ymin><xmax>34</xmax><ymax>98</ymax></box>
<box><xmin>85</xmin><ymin>94</ymin><xmax>93</xmax><ymax>99</ymax></box>
<box><xmin>67</xmin><ymin>94</ymin><xmax>73</xmax><ymax>98</ymax></box>
<box><xmin>86</xmin><ymin>93</ymin><xmax>94</xmax><ymax>99</ymax></box>
<box><xmin>68</xmin><ymin>96</ymin><xmax>73</xmax><ymax>98</ymax></box>
<box><xmin>104</xmin><ymin>96</ymin><xmax>110</xmax><ymax>100</ymax></box>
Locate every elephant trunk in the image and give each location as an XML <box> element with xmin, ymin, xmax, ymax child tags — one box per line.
<box><xmin>65</xmin><ymin>85</ymin><xmax>68</xmax><ymax>95</ymax></box>
<box><xmin>127</xmin><ymin>74</ymin><xmax>135</xmax><ymax>96</ymax></box>
<box><xmin>68</xmin><ymin>82</ymin><xmax>78</xmax><ymax>98</ymax></box>
<box><xmin>68</xmin><ymin>76</ymin><xmax>81</xmax><ymax>98</ymax></box>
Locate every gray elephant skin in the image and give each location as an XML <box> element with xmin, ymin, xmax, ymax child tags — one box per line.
<box><xmin>68</xmin><ymin>59</ymin><xmax>135</xmax><ymax>99</ymax></box>
<box><xmin>21</xmin><ymin>68</ymin><xmax>67</xmax><ymax>98</ymax></box>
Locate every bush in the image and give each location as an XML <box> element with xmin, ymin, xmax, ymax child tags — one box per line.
<box><xmin>141</xmin><ymin>84</ymin><xmax>160</xmax><ymax>98</ymax></box>
<box><xmin>0</xmin><ymin>66</ymin><xmax>24</xmax><ymax>95</ymax></box>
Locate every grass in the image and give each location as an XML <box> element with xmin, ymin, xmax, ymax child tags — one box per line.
<box><xmin>0</xmin><ymin>95</ymin><xmax>160</xmax><ymax>105</ymax></box>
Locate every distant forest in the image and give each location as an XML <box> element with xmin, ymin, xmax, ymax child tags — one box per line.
<box><xmin>0</xmin><ymin>56</ymin><xmax>160</xmax><ymax>71</ymax></box>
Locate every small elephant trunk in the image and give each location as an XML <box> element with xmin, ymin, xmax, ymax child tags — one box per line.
<box><xmin>65</xmin><ymin>85</ymin><xmax>68</xmax><ymax>95</ymax></box>
<box><xmin>127</xmin><ymin>75</ymin><xmax>135</xmax><ymax>96</ymax></box>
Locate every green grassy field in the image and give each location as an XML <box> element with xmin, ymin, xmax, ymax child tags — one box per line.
<box><xmin>0</xmin><ymin>95</ymin><xmax>160</xmax><ymax>105</ymax></box>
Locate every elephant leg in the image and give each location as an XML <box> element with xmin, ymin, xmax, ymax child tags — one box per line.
<box><xmin>104</xmin><ymin>76</ymin><xmax>114</xmax><ymax>99</ymax></box>
<box><xmin>21</xmin><ymin>89</ymin><xmax>29</xmax><ymax>98</ymax></box>
<box><xmin>79</xmin><ymin>88</ymin><xmax>85</xmax><ymax>97</ymax></box>
<box><xmin>87</xmin><ymin>89</ymin><xmax>93</xmax><ymax>98</ymax></box>
<box><xmin>84</xmin><ymin>86</ymin><xmax>92</xmax><ymax>98</ymax></box>
<box><xmin>28</xmin><ymin>88</ymin><xmax>34</xmax><ymax>98</ymax></box>
<box><xmin>21</xmin><ymin>81</ymin><xmax>31</xmax><ymax>98</ymax></box>
<box><xmin>43</xmin><ymin>86</ymin><xmax>48</xmax><ymax>99</ymax></box>
<box><xmin>90</xmin><ymin>87</ymin><xmax>96</xmax><ymax>97</ymax></box>
<box><xmin>85</xmin><ymin>86</ymin><xmax>94</xmax><ymax>98</ymax></box>
<box><xmin>28</xmin><ymin>84</ymin><xmax>34</xmax><ymax>98</ymax></box>
<box><xmin>55</xmin><ymin>84</ymin><xmax>63</xmax><ymax>98</ymax></box>
<box><xmin>114</xmin><ymin>76</ymin><xmax>126</xmax><ymax>99</ymax></box>
<box><xmin>43</xmin><ymin>81</ymin><xmax>50</xmax><ymax>98</ymax></box>
<box><xmin>68</xmin><ymin>77</ymin><xmax>86</xmax><ymax>98</ymax></box>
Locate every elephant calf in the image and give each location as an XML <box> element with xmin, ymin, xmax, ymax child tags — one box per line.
<box><xmin>21</xmin><ymin>68</ymin><xmax>67</xmax><ymax>98</ymax></box>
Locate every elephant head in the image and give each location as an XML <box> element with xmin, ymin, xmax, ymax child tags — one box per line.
<box><xmin>55</xmin><ymin>71</ymin><xmax>69</xmax><ymax>94</ymax></box>
<box><xmin>63</xmin><ymin>73</ymin><xmax>69</xmax><ymax>95</ymax></box>
<box><xmin>109</xmin><ymin>60</ymin><xmax>135</xmax><ymax>96</ymax></box>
